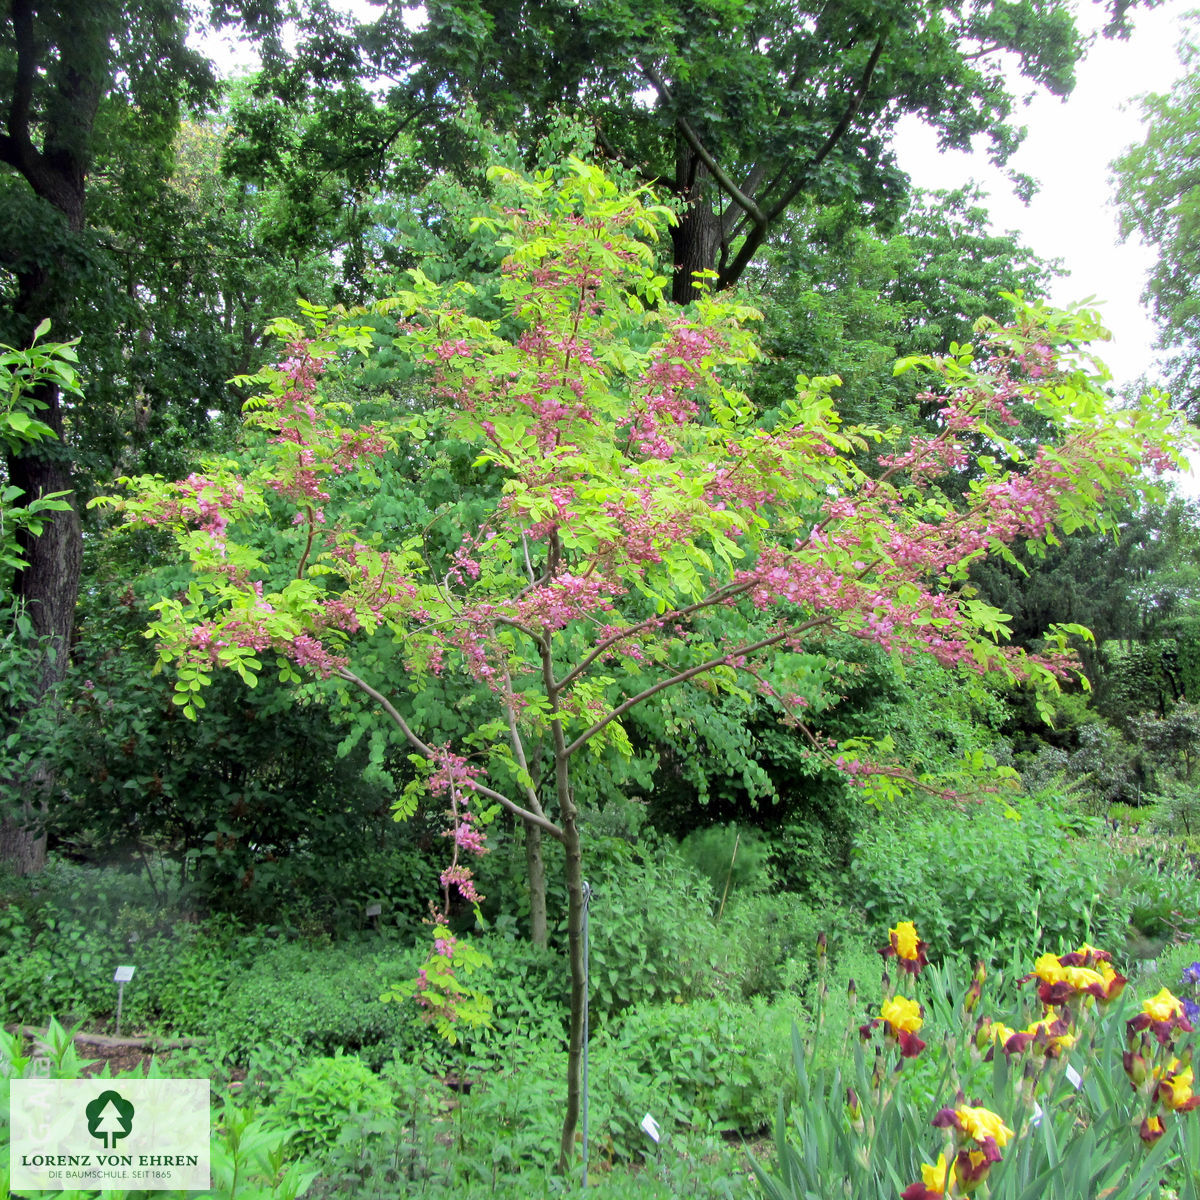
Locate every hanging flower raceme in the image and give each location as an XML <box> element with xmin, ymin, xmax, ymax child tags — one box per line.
<box><xmin>882</xmin><ymin>920</ymin><xmax>929</xmax><ymax>976</ymax></box>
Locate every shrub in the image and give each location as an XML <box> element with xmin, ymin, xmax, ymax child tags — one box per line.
<box><xmin>717</xmin><ymin>891</ymin><xmax>876</xmax><ymax>1002</ymax></box>
<box><xmin>210</xmin><ymin>943</ymin><xmax>424</xmax><ymax>1068</ymax></box>
<box><xmin>849</xmin><ymin>799</ymin><xmax>1132</xmax><ymax>967</ymax></box>
<box><xmin>677</xmin><ymin>824</ymin><xmax>774</xmax><ymax>908</ymax></box>
<box><xmin>264</xmin><ymin>1053</ymin><xmax>399</xmax><ymax>1159</ymax></box>
<box><xmin>588</xmin><ymin>995</ymin><xmax>802</xmax><ymax>1148</ymax></box>
<box><xmin>585</xmin><ymin>851</ymin><xmax>721</xmax><ymax>1018</ymax></box>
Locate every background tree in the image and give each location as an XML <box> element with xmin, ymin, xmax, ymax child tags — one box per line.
<box><xmin>298</xmin><ymin>0</ymin><xmax>1133</xmax><ymax>302</ymax></box>
<box><xmin>749</xmin><ymin>186</ymin><xmax>1061</xmax><ymax>425</ymax></box>
<box><xmin>0</xmin><ymin>0</ymin><xmax>290</xmax><ymax>870</ymax></box>
<box><xmin>1112</xmin><ymin>12</ymin><xmax>1200</xmax><ymax>417</ymax></box>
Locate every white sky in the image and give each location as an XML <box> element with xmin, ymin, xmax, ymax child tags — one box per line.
<box><xmin>894</xmin><ymin>0</ymin><xmax>1194</xmax><ymax>394</ymax></box>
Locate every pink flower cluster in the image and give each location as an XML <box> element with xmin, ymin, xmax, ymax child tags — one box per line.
<box><xmin>514</xmin><ymin>572</ymin><xmax>622</xmax><ymax>632</ymax></box>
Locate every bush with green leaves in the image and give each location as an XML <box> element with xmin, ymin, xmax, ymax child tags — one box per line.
<box><xmin>849</xmin><ymin>798</ymin><xmax>1132</xmax><ymax>968</ymax></box>
<box><xmin>210</xmin><ymin>943</ymin><xmax>425</xmax><ymax>1069</ymax></box>
<box><xmin>264</xmin><ymin>1053</ymin><xmax>399</xmax><ymax>1160</ymax></box>
<box><xmin>0</xmin><ymin>859</ymin><xmax>271</xmax><ymax>1031</ymax></box>
<box><xmin>466</xmin><ymin>935</ymin><xmax>570</xmax><ymax>1049</ymax></box>
<box><xmin>589</xmin><ymin>995</ymin><xmax>802</xmax><ymax>1146</ymax></box>
<box><xmin>717</xmin><ymin>891</ymin><xmax>877</xmax><ymax>1001</ymax></box>
<box><xmin>677</xmin><ymin>824</ymin><xmax>774</xmax><ymax>908</ymax></box>
<box><xmin>1100</xmin><ymin>835</ymin><xmax>1200</xmax><ymax>959</ymax></box>
<box><xmin>585</xmin><ymin>850</ymin><xmax>722</xmax><ymax>1018</ymax></box>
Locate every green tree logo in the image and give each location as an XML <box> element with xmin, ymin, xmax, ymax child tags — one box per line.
<box><xmin>85</xmin><ymin>1090</ymin><xmax>135</xmax><ymax>1149</ymax></box>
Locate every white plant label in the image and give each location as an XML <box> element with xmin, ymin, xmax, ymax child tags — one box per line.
<box><xmin>113</xmin><ymin>966</ymin><xmax>135</xmax><ymax>983</ymax></box>
<box><xmin>640</xmin><ymin>1113</ymin><xmax>661</xmax><ymax>1143</ymax></box>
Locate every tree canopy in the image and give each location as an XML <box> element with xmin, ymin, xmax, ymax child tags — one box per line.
<box><xmin>307</xmin><ymin>0</ymin><xmax>1119</xmax><ymax>301</ymax></box>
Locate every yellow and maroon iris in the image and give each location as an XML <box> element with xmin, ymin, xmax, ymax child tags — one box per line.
<box><xmin>1129</xmin><ymin>987</ymin><xmax>1195</xmax><ymax>1045</ymax></box>
<box><xmin>1140</xmin><ymin>1114</ymin><xmax>1166</xmax><ymax>1145</ymax></box>
<box><xmin>1157</xmin><ymin>1057</ymin><xmax>1200</xmax><ymax>1111</ymax></box>
<box><xmin>900</xmin><ymin>1154</ymin><xmax>957</xmax><ymax>1199</ymax></box>
<box><xmin>1029</xmin><ymin>948</ymin><xmax>1125</xmax><ymax>1006</ymax></box>
<box><xmin>955</xmin><ymin>1105</ymin><xmax>1015</xmax><ymax>1150</ymax></box>
<box><xmin>882</xmin><ymin>920</ymin><xmax>929</xmax><ymax>975</ymax></box>
<box><xmin>877</xmin><ymin>994</ymin><xmax>926</xmax><ymax>1057</ymax></box>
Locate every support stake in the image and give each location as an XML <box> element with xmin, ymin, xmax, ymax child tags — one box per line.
<box><xmin>581</xmin><ymin>879</ymin><xmax>593</xmax><ymax>1190</ymax></box>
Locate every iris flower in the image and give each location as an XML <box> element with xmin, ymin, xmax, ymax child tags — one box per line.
<box><xmin>1157</xmin><ymin>1057</ymin><xmax>1200</xmax><ymax>1112</ymax></box>
<box><xmin>882</xmin><ymin>920</ymin><xmax>929</xmax><ymax>975</ymax></box>
<box><xmin>1129</xmin><ymin>987</ymin><xmax>1195</xmax><ymax>1045</ymax></box>
<box><xmin>901</xmin><ymin>1154</ymin><xmax>957</xmax><ymax>1199</ymax></box>
<box><xmin>880</xmin><ymin>994</ymin><xmax>927</xmax><ymax>1057</ymax></box>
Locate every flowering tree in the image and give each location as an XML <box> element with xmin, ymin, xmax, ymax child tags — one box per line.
<box><xmin>104</xmin><ymin>161</ymin><xmax>1188</xmax><ymax>1169</ymax></box>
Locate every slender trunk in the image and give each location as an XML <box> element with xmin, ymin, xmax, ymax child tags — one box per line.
<box><xmin>557</xmin><ymin>759</ymin><xmax>585</xmax><ymax>1172</ymax></box>
<box><xmin>525</xmin><ymin>820</ymin><xmax>548</xmax><ymax>948</ymax></box>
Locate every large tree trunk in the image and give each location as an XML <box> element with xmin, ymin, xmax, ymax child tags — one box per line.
<box><xmin>671</xmin><ymin>142</ymin><xmax>722</xmax><ymax>305</ymax></box>
<box><xmin>0</xmin><ymin>0</ymin><xmax>99</xmax><ymax>871</ymax></box>
<box><xmin>1</xmin><ymin>381</ymin><xmax>80</xmax><ymax>874</ymax></box>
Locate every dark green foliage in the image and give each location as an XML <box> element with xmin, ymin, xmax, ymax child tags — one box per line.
<box><xmin>467</xmin><ymin>936</ymin><xmax>570</xmax><ymax>1049</ymax></box>
<box><xmin>211</xmin><ymin>943</ymin><xmax>424</xmax><ymax>1068</ymax></box>
<box><xmin>336</xmin><ymin>0</ymin><xmax>1099</xmax><ymax>307</ymax></box>
<box><xmin>751</xmin><ymin>188</ymin><xmax>1059</xmax><ymax>426</ymax></box>
<box><xmin>51</xmin><ymin>578</ymin><xmax>440</xmax><ymax>930</ymax></box>
<box><xmin>971</xmin><ymin>496</ymin><xmax>1200</xmax><ymax>701</ymax></box>
<box><xmin>849</xmin><ymin>799</ymin><xmax>1133</xmax><ymax>966</ymax></box>
<box><xmin>677</xmin><ymin>823</ymin><xmax>774</xmax><ymax>906</ymax></box>
<box><xmin>0</xmin><ymin>858</ymin><xmax>260</xmax><ymax>1030</ymax></box>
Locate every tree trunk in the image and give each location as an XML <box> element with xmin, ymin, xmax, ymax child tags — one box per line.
<box><xmin>557</xmin><ymin>793</ymin><xmax>586</xmax><ymax>1173</ymax></box>
<box><xmin>0</xmin><ymin>0</ymin><xmax>98</xmax><ymax>871</ymax></box>
<box><xmin>525</xmin><ymin>819</ymin><xmax>548</xmax><ymax>948</ymax></box>
<box><xmin>0</xmin><ymin>789</ymin><xmax>48</xmax><ymax>875</ymax></box>
<box><xmin>671</xmin><ymin>142</ymin><xmax>723</xmax><ymax>306</ymax></box>
<box><xmin>1</xmin><ymin>376</ymin><xmax>80</xmax><ymax>874</ymax></box>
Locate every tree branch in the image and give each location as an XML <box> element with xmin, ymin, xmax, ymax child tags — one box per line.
<box><xmin>717</xmin><ymin>30</ymin><xmax>890</xmax><ymax>290</ymax></box>
<box><xmin>553</xmin><ymin>579</ymin><xmax>754</xmax><ymax>692</ymax></box>
<box><xmin>639</xmin><ymin>60</ymin><xmax>768</xmax><ymax>228</ymax></box>
<box><xmin>3</xmin><ymin>0</ymin><xmax>39</xmax><ymax>174</ymax></box>
<box><xmin>336</xmin><ymin>666</ymin><xmax>565</xmax><ymax>841</ymax></box>
<box><xmin>502</xmin><ymin>667</ymin><xmax>547</xmax><ymax>819</ymax></box>
<box><xmin>562</xmin><ymin>613</ymin><xmax>832</xmax><ymax>758</ymax></box>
